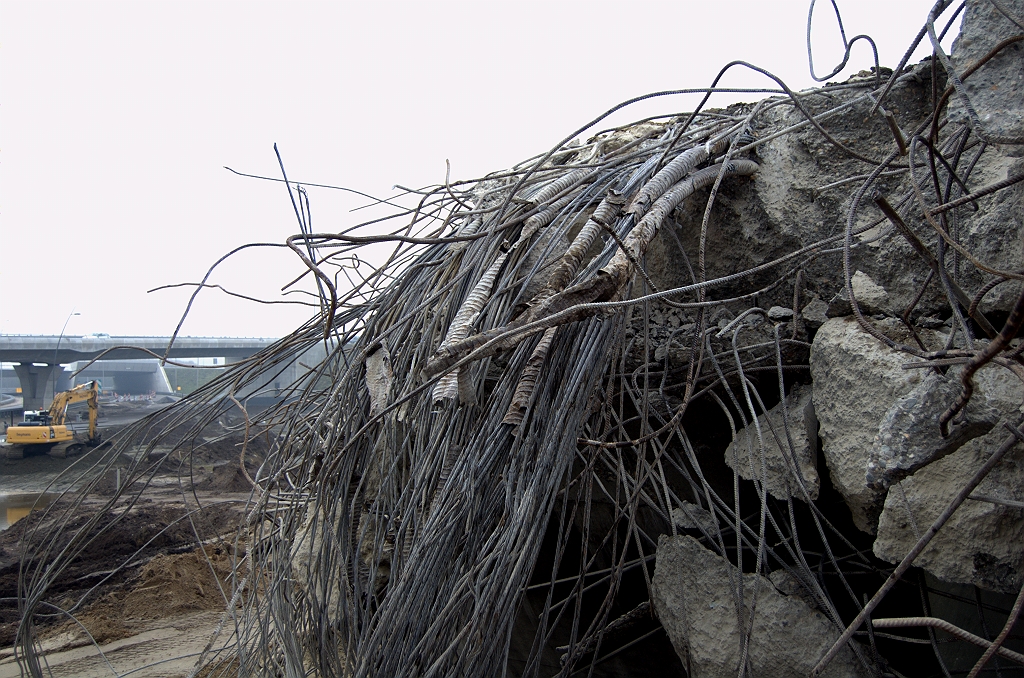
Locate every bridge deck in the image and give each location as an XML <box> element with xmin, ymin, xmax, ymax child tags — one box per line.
<box><xmin>0</xmin><ymin>336</ymin><xmax>276</xmax><ymax>365</ymax></box>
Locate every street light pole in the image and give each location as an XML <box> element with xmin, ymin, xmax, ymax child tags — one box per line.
<box><xmin>51</xmin><ymin>311</ymin><xmax>80</xmax><ymax>403</ymax></box>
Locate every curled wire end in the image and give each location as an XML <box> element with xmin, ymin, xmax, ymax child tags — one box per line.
<box><xmin>939</xmin><ymin>383</ymin><xmax>973</xmax><ymax>438</ymax></box>
<box><xmin>938</xmin><ymin>411</ymin><xmax>954</xmax><ymax>438</ymax></box>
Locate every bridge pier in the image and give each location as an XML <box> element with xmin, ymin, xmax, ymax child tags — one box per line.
<box><xmin>13</xmin><ymin>363</ymin><xmax>58</xmax><ymax>411</ymax></box>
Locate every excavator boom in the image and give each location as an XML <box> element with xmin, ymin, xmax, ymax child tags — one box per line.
<box><xmin>48</xmin><ymin>381</ymin><xmax>100</xmax><ymax>433</ymax></box>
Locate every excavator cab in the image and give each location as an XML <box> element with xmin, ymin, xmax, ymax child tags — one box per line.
<box><xmin>21</xmin><ymin>411</ymin><xmax>53</xmax><ymax>426</ymax></box>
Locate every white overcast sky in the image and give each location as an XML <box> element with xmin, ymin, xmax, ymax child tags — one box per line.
<box><xmin>2</xmin><ymin>0</ymin><xmax>955</xmax><ymax>338</ymax></box>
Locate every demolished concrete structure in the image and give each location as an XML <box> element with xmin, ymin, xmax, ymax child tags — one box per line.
<box><xmin>10</xmin><ymin>2</ymin><xmax>1024</xmax><ymax>677</ymax></box>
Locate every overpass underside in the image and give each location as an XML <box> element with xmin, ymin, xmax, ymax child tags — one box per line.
<box><xmin>0</xmin><ymin>335</ymin><xmax>276</xmax><ymax>410</ymax></box>
<box><xmin>3</xmin><ymin>361</ymin><xmax>175</xmax><ymax>410</ymax></box>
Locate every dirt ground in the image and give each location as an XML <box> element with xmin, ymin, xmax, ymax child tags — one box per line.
<box><xmin>0</xmin><ymin>405</ymin><xmax>267</xmax><ymax>676</ymax></box>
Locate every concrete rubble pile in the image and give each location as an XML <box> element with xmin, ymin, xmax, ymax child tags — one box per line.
<box><xmin>645</xmin><ymin>2</ymin><xmax>1024</xmax><ymax>675</ymax></box>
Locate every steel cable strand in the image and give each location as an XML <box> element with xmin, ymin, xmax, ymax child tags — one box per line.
<box><xmin>501</xmin><ymin>190</ymin><xmax>628</xmax><ymax>425</ymax></box>
<box><xmin>420</xmin><ymin>160</ymin><xmax>760</xmax><ymax>382</ymax></box>
<box><xmin>352</xmin><ymin>321</ymin><xmax>610</xmax><ymax>675</ymax></box>
<box><xmin>432</xmin><ymin>251</ymin><xmax>509</xmax><ymax>401</ymax></box>
<box><xmin>626</xmin><ymin>136</ymin><xmax>730</xmax><ymax>217</ymax></box>
<box><xmin>523</xmin><ymin>166</ymin><xmax>597</xmax><ymax>208</ymax></box>
<box><xmin>527</xmin><ymin>187</ymin><xmax>627</xmax><ymax>299</ymax></box>
<box><xmin>867</xmin><ymin>616</ymin><xmax>1024</xmax><ymax>666</ymax></box>
<box><xmin>516</xmin><ymin>319</ymin><xmax>626</xmax><ymax>678</ymax></box>
<box><xmin>500</xmin><ymin>174</ymin><xmax>620</xmax><ymax>313</ymax></box>
<box><xmin>313</xmin><ymin>282</ymin><xmax>497</xmax><ymax>675</ymax></box>
<box><xmin>499</xmin><ymin>325</ymin><xmax>618</xmax><ymax>675</ymax></box>
<box><xmin>517</xmin><ymin>185</ymin><xmax>586</xmax><ymax>243</ymax></box>
<box><xmin>966</xmin><ymin>578</ymin><xmax>1024</xmax><ymax>676</ymax></box>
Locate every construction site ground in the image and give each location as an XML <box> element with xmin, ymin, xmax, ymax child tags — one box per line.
<box><xmin>0</xmin><ymin>400</ymin><xmax>258</xmax><ymax>676</ymax></box>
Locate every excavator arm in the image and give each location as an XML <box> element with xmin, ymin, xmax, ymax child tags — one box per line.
<box><xmin>48</xmin><ymin>381</ymin><xmax>100</xmax><ymax>426</ymax></box>
<box><xmin>63</xmin><ymin>381</ymin><xmax>101</xmax><ymax>444</ymax></box>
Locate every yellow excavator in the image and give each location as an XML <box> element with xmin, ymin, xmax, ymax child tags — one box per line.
<box><xmin>4</xmin><ymin>380</ymin><xmax>102</xmax><ymax>459</ymax></box>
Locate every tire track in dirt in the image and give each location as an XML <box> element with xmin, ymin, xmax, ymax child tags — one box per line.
<box><xmin>0</xmin><ymin>610</ymin><xmax>231</xmax><ymax>678</ymax></box>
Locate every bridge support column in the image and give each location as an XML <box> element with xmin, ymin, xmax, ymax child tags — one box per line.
<box><xmin>55</xmin><ymin>370</ymin><xmax>73</xmax><ymax>393</ymax></box>
<box><xmin>13</xmin><ymin>363</ymin><xmax>57</xmax><ymax>411</ymax></box>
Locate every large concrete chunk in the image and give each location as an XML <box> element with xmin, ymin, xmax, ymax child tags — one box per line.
<box><xmin>652</xmin><ymin>535</ymin><xmax>869</xmax><ymax>678</ymax></box>
<box><xmin>642</xmin><ymin>69</ymin><xmax>940</xmax><ymax>323</ymax></box>
<box><xmin>642</xmin><ymin>55</ymin><xmax>1023</xmax><ymax>324</ymax></box>
<box><xmin>874</xmin><ymin>367</ymin><xmax>1024</xmax><ymax>593</ymax></box>
<box><xmin>948</xmin><ymin>0</ymin><xmax>1024</xmax><ymax>140</ymax></box>
<box><xmin>866</xmin><ymin>371</ymin><xmax>999</xmax><ymax>490</ymax></box>
<box><xmin>874</xmin><ymin>427</ymin><xmax>1024</xmax><ymax>593</ymax></box>
<box><xmin>724</xmin><ymin>383</ymin><xmax>820</xmax><ymax>500</ymax></box>
<box><xmin>810</xmin><ymin>317</ymin><xmax>926</xmax><ymax>532</ymax></box>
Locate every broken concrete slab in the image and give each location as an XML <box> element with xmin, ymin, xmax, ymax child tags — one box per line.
<box><xmin>874</xmin><ymin>424</ymin><xmax>1024</xmax><ymax>593</ymax></box>
<box><xmin>723</xmin><ymin>383</ymin><xmax>820</xmax><ymax>501</ymax></box>
<box><xmin>671</xmin><ymin>501</ymin><xmax>719</xmax><ymax>537</ymax></box>
<box><xmin>948</xmin><ymin>0</ymin><xmax>1024</xmax><ymax>141</ymax></box>
<box><xmin>827</xmin><ymin>271</ymin><xmax>891</xmax><ymax>317</ymax></box>
<box><xmin>810</xmin><ymin>317</ymin><xmax>929</xmax><ymax>532</ymax></box>
<box><xmin>866</xmin><ymin>371</ymin><xmax>1000</xmax><ymax>491</ymax></box>
<box><xmin>652</xmin><ymin>535</ymin><xmax>869</xmax><ymax>678</ymax></box>
<box><xmin>768</xmin><ymin>568</ymin><xmax>823</xmax><ymax>610</ymax></box>
<box><xmin>873</xmin><ymin>366</ymin><xmax>1024</xmax><ymax>593</ymax></box>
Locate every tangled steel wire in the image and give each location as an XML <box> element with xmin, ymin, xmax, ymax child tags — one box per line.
<box><xmin>11</xmin><ymin>1</ymin><xmax>1024</xmax><ymax>676</ymax></box>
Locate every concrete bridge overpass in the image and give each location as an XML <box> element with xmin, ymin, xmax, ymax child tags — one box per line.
<box><xmin>0</xmin><ymin>335</ymin><xmax>276</xmax><ymax>409</ymax></box>
<box><xmin>0</xmin><ymin>335</ymin><xmax>274</xmax><ymax>364</ymax></box>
